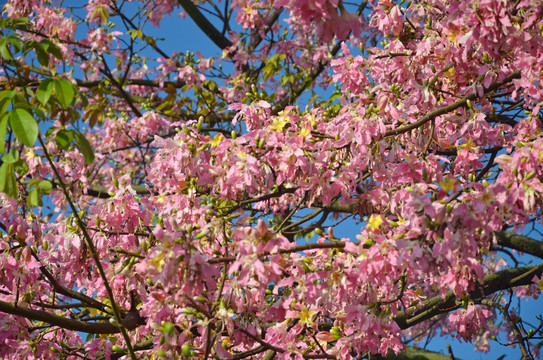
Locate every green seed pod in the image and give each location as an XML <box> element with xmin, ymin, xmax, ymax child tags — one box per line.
<box><xmin>330</xmin><ymin>326</ymin><xmax>341</xmax><ymax>337</ymax></box>
<box><xmin>194</xmin><ymin>231</ymin><xmax>206</xmax><ymax>240</ymax></box>
<box><xmin>182</xmin><ymin>344</ymin><xmax>191</xmax><ymax>357</ymax></box>
<box><xmin>525</xmin><ymin>172</ymin><xmax>535</xmax><ymax>181</ymax></box>
<box><xmin>163</xmin><ymin>322</ymin><xmax>175</xmax><ymax>336</ymax></box>
<box><xmin>112</xmin><ymin>345</ymin><xmax>126</xmax><ymax>353</ymax></box>
<box><xmin>197</xmin><ymin>116</ymin><xmax>204</xmax><ymax>132</ymax></box>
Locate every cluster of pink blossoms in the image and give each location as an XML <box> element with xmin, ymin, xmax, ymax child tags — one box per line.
<box><xmin>0</xmin><ymin>0</ymin><xmax>542</xmax><ymax>359</ymax></box>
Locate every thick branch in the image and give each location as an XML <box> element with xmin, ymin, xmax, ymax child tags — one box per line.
<box><xmin>495</xmin><ymin>232</ymin><xmax>543</xmax><ymax>259</ymax></box>
<box><xmin>177</xmin><ymin>0</ymin><xmax>233</xmax><ymax>50</ymax></box>
<box><xmin>37</xmin><ymin>262</ymin><xmax>109</xmax><ymax>313</ymax></box>
<box><xmin>0</xmin><ymin>300</ymin><xmax>119</xmax><ymax>334</ymax></box>
<box><xmin>394</xmin><ymin>265</ymin><xmax>543</xmax><ymax>329</ymax></box>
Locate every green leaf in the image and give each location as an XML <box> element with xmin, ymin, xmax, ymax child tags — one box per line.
<box><xmin>28</xmin><ymin>187</ymin><xmax>42</xmax><ymax>207</ymax></box>
<box><xmin>35</xmin><ymin>42</ymin><xmax>50</xmax><ymax>67</ymax></box>
<box><xmin>9</xmin><ymin>108</ymin><xmax>38</xmax><ymax>146</ymax></box>
<box><xmin>7</xmin><ymin>34</ymin><xmax>21</xmax><ymax>54</ymax></box>
<box><xmin>38</xmin><ymin>179</ymin><xmax>53</xmax><ymax>191</ymax></box>
<box><xmin>0</xmin><ymin>90</ymin><xmax>15</xmax><ymax>102</ymax></box>
<box><xmin>54</xmin><ymin>78</ymin><xmax>75</xmax><ymax>107</ymax></box>
<box><xmin>0</xmin><ymin>163</ymin><xmax>17</xmax><ymax>198</ymax></box>
<box><xmin>13</xmin><ymin>159</ymin><xmax>28</xmax><ymax>176</ymax></box>
<box><xmin>0</xmin><ymin>37</ymin><xmax>12</xmax><ymax>59</ymax></box>
<box><xmin>129</xmin><ymin>29</ymin><xmax>143</xmax><ymax>40</ymax></box>
<box><xmin>26</xmin><ymin>178</ymin><xmax>51</xmax><ymax>207</ymax></box>
<box><xmin>41</xmin><ymin>40</ymin><xmax>62</xmax><ymax>60</ymax></box>
<box><xmin>55</xmin><ymin>129</ymin><xmax>74</xmax><ymax>149</ymax></box>
<box><xmin>73</xmin><ymin>130</ymin><xmax>95</xmax><ymax>165</ymax></box>
<box><xmin>22</xmin><ymin>39</ymin><xmax>36</xmax><ymax>54</ymax></box>
<box><xmin>90</xmin><ymin>5</ymin><xmax>109</xmax><ymax>24</ymax></box>
<box><xmin>44</xmin><ymin>126</ymin><xmax>56</xmax><ymax>138</ymax></box>
<box><xmin>28</xmin><ymin>179</ymin><xmax>39</xmax><ymax>188</ymax></box>
<box><xmin>0</xmin><ymin>113</ymin><xmax>8</xmax><ymax>154</ymax></box>
<box><xmin>37</xmin><ymin>79</ymin><xmax>54</xmax><ymax>105</ymax></box>
<box><xmin>32</xmin><ymin>106</ymin><xmax>45</xmax><ymax>121</ymax></box>
<box><xmin>2</xmin><ymin>147</ymin><xmax>19</xmax><ymax>164</ymax></box>
<box><xmin>97</xmin><ymin>6</ymin><xmax>109</xmax><ymax>24</ymax></box>
<box><xmin>13</xmin><ymin>17</ymin><xmax>30</xmax><ymax>28</ymax></box>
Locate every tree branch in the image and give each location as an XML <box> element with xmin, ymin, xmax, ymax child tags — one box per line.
<box><xmin>208</xmin><ymin>240</ymin><xmax>353</xmax><ymax>264</ymax></box>
<box><xmin>38</xmin><ymin>134</ymin><xmax>137</xmax><ymax>359</ymax></box>
<box><xmin>494</xmin><ymin>232</ymin><xmax>543</xmax><ymax>259</ymax></box>
<box><xmin>394</xmin><ymin>265</ymin><xmax>543</xmax><ymax>329</ymax></box>
<box><xmin>385</xmin><ymin>72</ymin><xmax>521</xmax><ymax>137</ymax></box>
<box><xmin>0</xmin><ymin>300</ymin><xmax>120</xmax><ymax>334</ymax></box>
<box><xmin>177</xmin><ymin>0</ymin><xmax>233</xmax><ymax>50</ymax></box>
<box><xmin>271</xmin><ymin>0</ymin><xmax>369</xmax><ymax>114</ymax></box>
<box><xmin>37</xmin><ymin>260</ymin><xmax>110</xmax><ymax>313</ymax></box>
